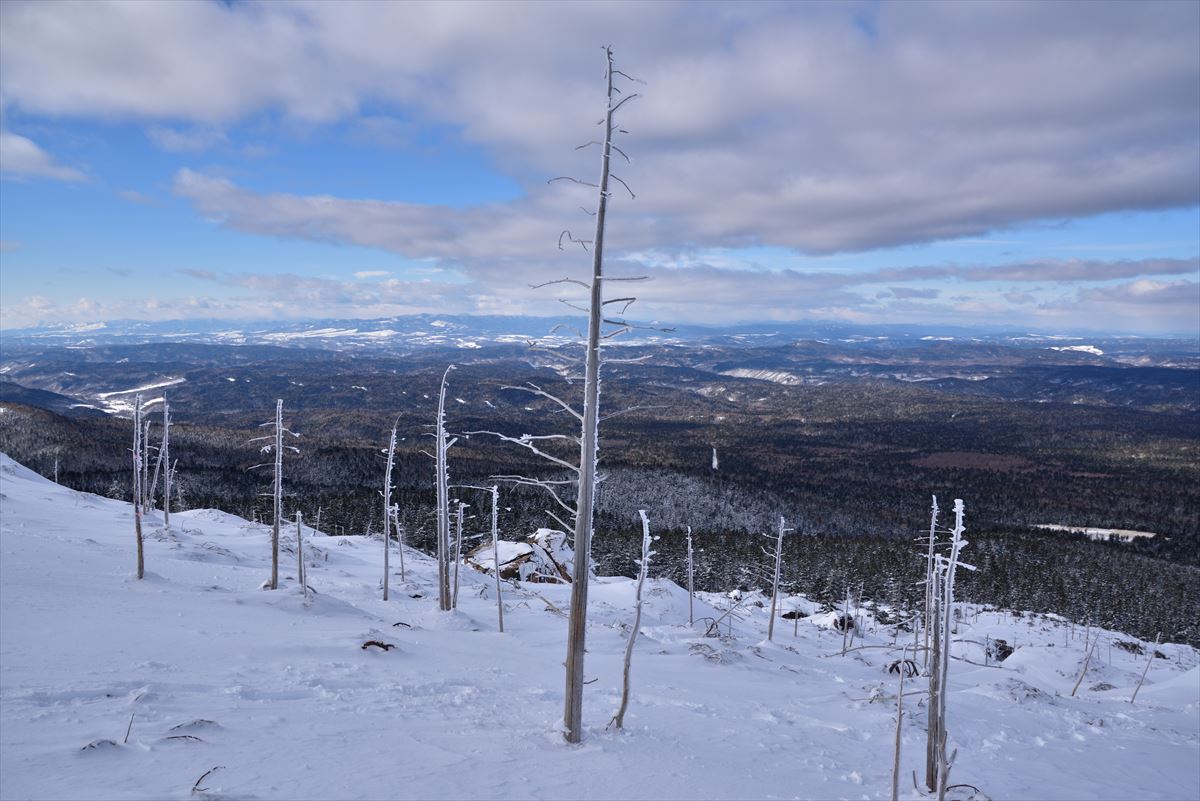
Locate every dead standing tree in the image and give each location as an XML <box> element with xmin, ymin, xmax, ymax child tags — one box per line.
<box><xmin>424</xmin><ymin>365</ymin><xmax>458</xmax><ymax>611</ymax></box>
<box><xmin>925</xmin><ymin>499</ymin><xmax>975</xmax><ymax>799</ymax></box>
<box><xmin>381</xmin><ymin>418</ymin><xmax>399</xmax><ymax>600</ymax></box>
<box><xmin>249</xmin><ymin>399</ymin><xmax>299</xmax><ymax>590</ymax></box>
<box><xmin>557</xmin><ymin>45</ymin><xmax>646</xmax><ymax>746</ymax></box>
<box><xmin>132</xmin><ymin>394</ymin><xmax>145</xmax><ymax>579</ymax></box>
<box><xmin>766</xmin><ymin>516</ymin><xmax>792</xmax><ymax>642</ymax></box>
<box><xmin>467</xmin><ymin>47</ymin><xmax>647</xmax><ymax>743</ymax></box>
<box><xmin>451</xmin><ymin>483</ymin><xmax>505</xmax><ymax>631</ymax></box>
<box><xmin>609</xmin><ymin>509</ymin><xmax>655</xmax><ymax>730</ymax></box>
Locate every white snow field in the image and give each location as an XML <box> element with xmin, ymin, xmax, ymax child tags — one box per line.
<box><xmin>1</xmin><ymin>453</ymin><xmax>1197</xmax><ymax>801</ymax></box>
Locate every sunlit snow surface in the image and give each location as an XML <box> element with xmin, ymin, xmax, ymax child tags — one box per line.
<box><xmin>0</xmin><ymin>453</ymin><xmax>1197</xmax><ymax>800</ymax></box>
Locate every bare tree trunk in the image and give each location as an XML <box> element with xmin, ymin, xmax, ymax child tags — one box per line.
<box><xmin>382</xmin><ymin>422</ymin><xmax>397</xmax><ymax>601</ymax></box>
<box><xmin>610</xmin><ymin>510</ymin><xmax>653</xmax><ymax>730</ymax></box>
<box><xmin>161</xmin><ymin>395</ymin><xmax>171</xmax><ymax>528</ymax></box>
<box><xmin>685</xmin><ymin>525</ymin><xmax>694</xmax><ymax>627</ymax></box>
<box><xmin>435</xmin><ymin>366</ymin><xmax>455</xmax><ymax>611</ymax></box>
<box><xmin>842</xmin><ymin>585</ymin><xmax>853</xmax><ymax>656</ymax></box>
<box><xmin>271</xmin><ymin>399</ymin><xmax>282</xmax><ymax>590</ymax></box>
<box><xmin>767</xmin><ymin>516</ymin><xmax>785</xmax><ymax>642</ymax></box>
<box><xmin>563</xmin><ymin>47</ymin><xmax>618</xmax><ymax>745</ymax></box>
<box><xmin>141</xmin><ymin>419</ymin><xmax>152</xmax><ymax>510</ymax></box>
<box><xmin>891</xmin><ymin>646</ymin><xmax>911</xmax><ymax>801</ymax></box>
<box><xmin>452</xmin><ymin>501</ymin><xmax>466</xmax><ymax>609</ymax></box>
<box><xmin>295</xmin><ymin>511</ymin><xmax>307</xmax><ymax>599</ymax></box>
<box><xmin>492</xmin><ymin>485</ymin><xmax>503</xmax><ymax>633</ymax></box>
<box><xmin>924</xmin><ymin>495</ymin><xmax>939</xmax><ymax>670</ymax></box>
<box><xmin>392</xmin><ymin>506</ymin><xmax>406</xmax><ymax>583</ymax></box>
<box><xmin>133</xmin><ymin>395</ymin><xmax>145</xmax><ymax>579</ymax></box>
<box><xmin>925</xmin><ymin>570</ymin><xmax>941</xmax><ymax>793</ymax></box>
<box><xmin>1130</xmin><ymin>632</ymin><xmax>1161</xmax><ymax>704</ymax></box>
<box><xmin>1071</xmin><ymin>641</ymin><xmax>1097</xmax><ymax>697</ymax></box>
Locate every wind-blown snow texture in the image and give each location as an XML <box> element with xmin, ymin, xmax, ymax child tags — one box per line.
<box><xmin>1</xmin><ymin>453</ymin><xmax>1197</xmax><ymax>800</ymax></box>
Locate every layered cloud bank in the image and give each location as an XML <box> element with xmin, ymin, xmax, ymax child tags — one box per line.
<box><xmin>1</xmin><ymin>1</ymin><xmax>1197</xmax><ymax>332</ymax></box>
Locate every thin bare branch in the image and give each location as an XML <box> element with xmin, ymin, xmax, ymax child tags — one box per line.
<box><xmin>544</xmin><ymin>508</ymin><xmax>576</xmax><ymax>533</ymax></box>
<box><xmin>602</xmin><ymin>296</ymin><xmax>637</xmax><ymax>315</ymax></box>
<box><xmin>467</xmin><ymin>430</ymin><xmax>579</xmax><ymax>474</ymax></box>
<box><xmin>558</xmin><ymin>230</ymin><xmax>593</xmax><ymax>253</ymax></box>
<box><xmin>600</xmin><ymin>403</ymin><xmax>666</xmax><ymax>422</ymax></box>
<box><xmin>492</xmin><ymin>475</ymin><xmax>578</xmax><ymax>516</ymax></box>
<box><xmin>558</xmin><ymin>298</ymin><xmax>591</xmax><ymax>314</ymax></box>
<box><xmin>611</xmin><ymin>93</ymin><xmax>640</xmax><ymax>114</ymax></box>
<box><xmin>530</xmin><ymin>277</ymin><xmax>591</xmax><ymax>291</ymax></box>
<box><xmin>501</xmin><ymin>383</ymin><xmax>584</xmax><ymax>421</ymax></box>
<box><xmin>549</xmin><ymin>176</ymin><xmax>600</xmax><ymax>188</ymax></box>
<box><xmin>610</xmin><ymin>174</ymin><xmax>636</xmax><ymax>199</ymax></box>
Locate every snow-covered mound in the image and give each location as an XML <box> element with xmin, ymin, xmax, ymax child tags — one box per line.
<box><xmin>1</xmin><ymin>453</ymin><xmax>1197</xmax><ymax>800</ymax></box>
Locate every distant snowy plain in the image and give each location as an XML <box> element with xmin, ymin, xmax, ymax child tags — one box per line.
<box><xmin>1</xmin><ymin>454</ymin><xmax>1196</xmax><ymax>800</ymax></box>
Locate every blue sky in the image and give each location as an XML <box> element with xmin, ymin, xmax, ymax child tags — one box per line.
<box><xmin>1</xmin><ymin>1</ymin><xmax>1197</xmax><ymax>335</ymax></box>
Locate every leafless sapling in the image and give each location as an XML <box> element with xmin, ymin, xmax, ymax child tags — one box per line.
<box><xmin>295</xmin><ymin>510</ymin><xmax>308</xmax><ymax>600</ymax></box>
<box><xmin>391</xmin><ymin>505</ymin><xmax>406</xmax><ymax>583</ymax></box>
<box><xmin>1130</xmin><ymin>632</ymin><xmax>1161</xmax><ymax>704</ymax></box>
<box><xmin>610</xmin><ymin>510</ymin><xmax>654</xmax><ymax>730</ymax></box>
<box><xmin>249</xmin><ymin>399</ymin><xmax>299</xmax><ymax>590</ymax></box>
<box><xmin>452</xmin><ymin>500</ymin><xmax>467</xmax><ymax>609</ymax></box>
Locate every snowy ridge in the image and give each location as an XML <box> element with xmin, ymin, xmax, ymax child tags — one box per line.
<box><xmin>0</xmin><ymin>454</ymin><xmax>1197</xmax><ymax>800</ymax></box>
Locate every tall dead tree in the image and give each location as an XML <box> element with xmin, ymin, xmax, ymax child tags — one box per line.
<box><xmin>250</xmin><ymin>399</ymin><xmax>298</xmax><ymax>590</ymax></box>
<box><xmin>382</xmin><ymin>419</ymin><xmax>399</xmax><ymax>601</ymax></box>
<box><xmin>161</xmin><ymin>395</ymin><xmax>171</xmax><ymax>528</ymax></box>
<box><xmin>148</xmin><ymin>395</ymin><xmax>172</xmax><ymax>526</ymax></box>
<box><xmin>685</xmin><ymin>525</ymin><xmax>694</xmax><ymax>627</ymax></box>
<box><xmin>141</xmin><ymin>417</ymin><xmax>152</xmax><ymax>510</ymax></box>
<box><xmin>923</xmin><ymin>495</ymin><xmax>939</xmax><ymax>669</ymax></box>
<box><xmin>926</xmin><ymin>499</ymin><xmax>974</xmax><ymax>798</ymax></box>
<box><xmin>471</xmin><ymin>46</ymin><xmax>645</xmax><ymax>743</ymax></box>
<box><xmin>452</xmin><ymin>483</ymin><xmax>505</xmax><ymax>631</ymax></box>
<box><xmin>766</xmin><ymin>516</ymin><xmax>791</xmax><ymax>642</ymax></box>
<box><xmin>432</xmin><ymin>365</ymin><xmax>458</xmax><ymax>611</ymax></box>
<box><xmin>490</xmin><ymin>484</ymin><xmax>503</xmax><ymax>632</ymax></box>
<box><xmin>132</xmin><ymin>394</ymin><xmax>145</xmax><ymax>579</ymax></box>
<box><xmin>561</xmin><ymin>45</ymin><xmax>644</xmax><ymax>745</ymax></box>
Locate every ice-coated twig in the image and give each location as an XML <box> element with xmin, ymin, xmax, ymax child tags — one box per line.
<box><xmin>548</xmin><ymin>176</ymin><xmax>600</xmax><ymax>188</ymax></box>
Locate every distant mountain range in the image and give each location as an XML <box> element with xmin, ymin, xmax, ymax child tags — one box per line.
<box><xmin>4</xmin><ymin>314</ymin><xmax>1197</xmax><ymax>365</ymax></box>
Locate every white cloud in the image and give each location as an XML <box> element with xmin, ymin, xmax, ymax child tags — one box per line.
<box><xmin>0</xmin><ymin>129</ymin><xmax>85</xmax><ymax>181</ymax></box>
<box><xmin>146</xmin><ymin>126</ymin><xmax>227</xmax><ymax>153</ymax></box>
<box><xmin>2</xmin><ymin>2</ymin><xmax>1197</xmax><ymax>252</ymax></box>
<box><xmin>353</xmin><ymin>270</ymin><xmax>391</xmax><ymax>279</ymax></box>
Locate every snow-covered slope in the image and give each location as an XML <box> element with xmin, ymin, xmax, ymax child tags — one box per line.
<box><xmin>1</xmin><ymin>454</ymin><xmax>1197</xmax><ymax>800</ymax></box>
